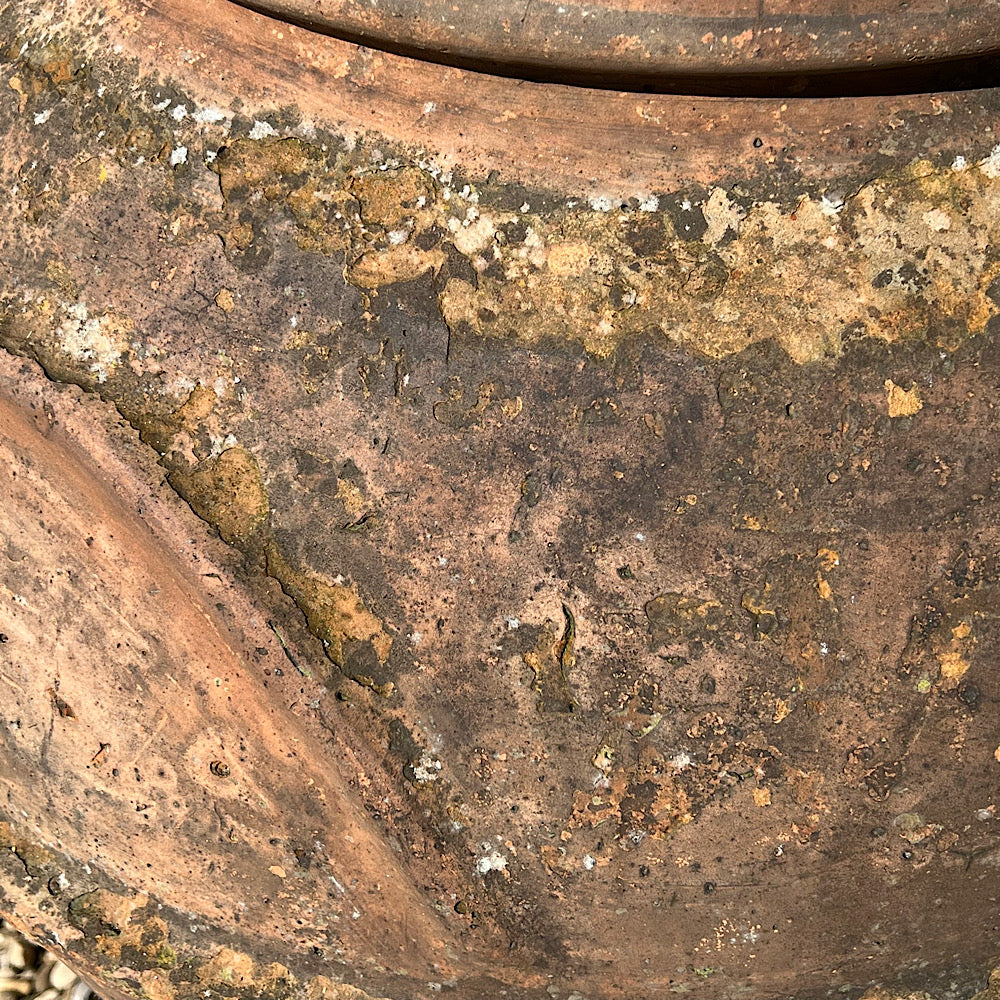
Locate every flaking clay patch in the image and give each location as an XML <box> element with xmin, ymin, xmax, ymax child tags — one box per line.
<box><xmin>264</xmin><ymin>543</ymin><xmax>394</xmax><ymax>694</ymax></box>
<box><xmin>49</xmin><ymin>68</ymin><xmax>991</xmax><ymax>368</ymax></box>
<box><xmin>169</xmin><ymin>446</ymin><xmax>269</xmax><ymax>544</ymax></box>
<box><xmin>884</xmin><ymin>379</ymin><xmax>923</xmax><ymax>417</ymax></box>
<box><xmin>522</xmin><ymin>604</ymin><xmax>577</xmax><ymax>714</ymax></box>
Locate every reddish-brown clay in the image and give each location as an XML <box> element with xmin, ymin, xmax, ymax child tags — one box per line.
<box><xmin>230</xmin><ymin>0</ymin><xmax>1000</xmax><ymax>90</ymax></box>
<box><xmin>86</xmin><ymin>0</ymin><xmax>1000</xmax><ymax>193</ymax></box>
<box><xmin>0</xmin><ymin>363</ymin><xmax>478</xmax><ymax>996</ymax></box>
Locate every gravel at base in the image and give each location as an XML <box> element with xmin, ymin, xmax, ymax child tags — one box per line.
<box><xmin>0</xmin><ymin>922</ymin><xmax>92</xmax><ymax>1000</ymax></box>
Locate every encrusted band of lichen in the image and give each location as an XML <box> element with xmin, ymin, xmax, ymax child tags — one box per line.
<box><xmin>213</xmin><ymin>135</ymin><xmax>1000</xmax><ymax>364</ymax></box>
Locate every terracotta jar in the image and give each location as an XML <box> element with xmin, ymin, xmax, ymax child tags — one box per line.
<box><xmin>1</xmin><ymin>4</ymin><xmax>999</xmax><ymax>999</ymax></box>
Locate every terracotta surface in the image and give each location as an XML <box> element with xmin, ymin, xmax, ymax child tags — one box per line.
<box><xmin>1</xmin><ymin>1</ymin><xmax>1000</xmax><ymax>999</ymax></box>
<box><xmin>231</xmin><ymin>0</ymin><xmax>1000</xmax><ymax>92</ymax></box>
<box><xmin>72</xmin><ymin>0</ymin><xmax>1000</xmax><ymax>193</ymax></box>
<box><xmin>0</xmin><ymin>362</ymin><xmax>478</xmax><ymax>996</ymax></box>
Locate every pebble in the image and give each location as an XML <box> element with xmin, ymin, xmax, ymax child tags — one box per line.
<box><xmin>0</xmin><ymin>935</ymin><xmax>29</xmax><ymax>974</ymax></box>
<box><xmin>0</xmin><ymin>980</ymin><xmax>33</xmax><ymax>999</ymax></box>
<box><xmin>0</xmin><ymin>924</ymin><xmax>88</xmax><ymax>1000</ymax></box>
<box><xmin>46</xmin><ymin>964</ymin><xmax>76</xmax><ymax>993</ymax></box>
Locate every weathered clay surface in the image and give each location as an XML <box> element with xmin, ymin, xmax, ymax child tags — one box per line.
<box><xmin>1</xmin><ymin>2</ymin><xmax>1000</xmax><ymax>1000</ymax></box>
<box><xmin>0</xmin><ymin>360</ymin><xmax>478</xmax><ymax>1000</ymax></box>
<box><xmin>226</xmin><ymin>0</ymin><xmax>1000</xmax><ymax>91</ymax></box>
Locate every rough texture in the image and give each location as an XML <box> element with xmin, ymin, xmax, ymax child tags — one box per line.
<box><xmin>2</xmin><ymin>3</ymin><xmax>1000</xmax><ymax>1000</ymax></box>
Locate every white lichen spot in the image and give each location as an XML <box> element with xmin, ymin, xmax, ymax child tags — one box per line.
<box><xmin>422</xmin><ymin>101</ymin><xmax>437</xmax><ymax>115</ymax></box>
<box><xmin>820</xmin><ymin>193</ymin><xmax>845</xmax><ymax>217</ymax></box>
<box><xmin>922</xmin><ymin>208</ymin><xmax>951</xmax><ymax>232</ymax></box>
<box><xmin>388</xmin><ymin>228</ymin><xmax>410</xmax><ymax>246</ymax></box>
<box><xmin>169</xmin><ymin>145</ymin><xmax>188</xmax><ymax>166</ymax></box>
<box><xmin>520</xmin><ymin>202</ymin><xmax>530</xmax><ymax>213</ymax></box>
<box><xmin>409</xmin><ymin>631</ymin><xmax>422</xmax><ymax>645</ymax></box>
<box><xmin>978</xmin><ymin>143</ymin><xmax>1000</xmax><ymax>179</ymax></box>
<box><xmin>56</xmin><ymin>302</ymin><xmax>129</xmax><ymax>382</ymax></box>
<box><xmin>160</xmin><ymin>372</ymin><xmax>197</xmax><ymax>398</ymax></box>
<box><xmin>669</xmin><ymin>752</ymin><xmax>693</xmax><ymax>771</ymax></box>
<box><xmin>209</xmin><ymin>433</ymin><xmax>238</xmax><ymax>458</ymax></box>
<box><xmin>582</xmin><ymin>854</ymin><xmax>596</xmax><ymax>870</ymax></box>
<box><xmin>249</xmin><ymin>120</ymin><xmax>278</xmax><ymax>140</ymax></box>
<box><xmin>638</xmin><ymin>195</ymin><xmax>660</xmax><ymax>213</ymax></box>
<box><xmin>193</xmin><ymin>106</ymin><xmax>228</xmax><ymax>125</ymax></box>
<box><xmin>413</xmin><ymin>751</ymin><xmax>443</xmax><ymax>783</ymax></box>
<box><xmin>32</xmin><ymin>108</ymin><xmax>52</xmax><ymax>126</ymax></box>
<box><xmin>702</xmin><ymin>187</ymin><xmax>745</xmax><ymax>242</ymax></box>
<box><xmin>589</xmin><ymin>195</ymin><xmax>615</xmax><ymax>213</ymax></box>
<box><xmin>951</xmin><ymin>155</ymin><xmax>968</xmax><ymax>172</ymax></box>
<box><xmin>505</xmin><ymin>617</ymin><xmax>520</xmax><ymax>630</ymax></box>
<box><xmin>475</xmin><ymin>851</ymin><xmax>508</xmax><ymax>875</ymax></box>
<box><xmin>152</xmin><ymin>97</ymin><xmax>171</xmax><ymax>111</ymax></box>
<box><xmin>170</xmin><ymin>104</ymin><xmax>188</xmax><ymax>121</ymax></box>
<box><xmin>635</xmin><ymin>532</ymin><xmax>646</xmax><ymax>542</ymax></box>
<box><xmin>680</xmin><ymin>198</ymin><xmax>692</xmax><ymax>211</ymax></box>
<box><xmin>453</xmin><ymin>214</ymin><xmax>495</xmax><ymax>255</ymax></box>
